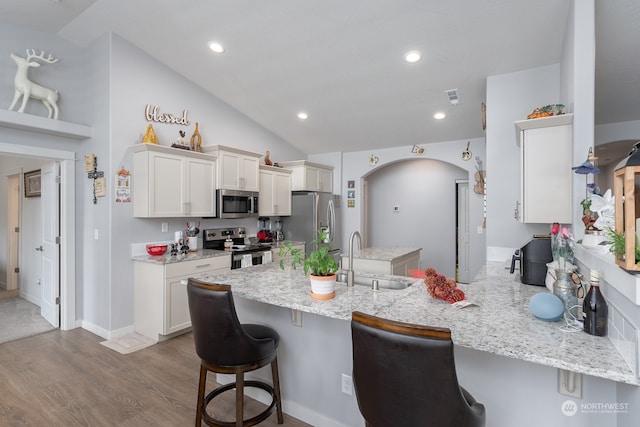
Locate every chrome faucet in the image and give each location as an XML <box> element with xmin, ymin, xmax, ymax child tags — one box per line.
<box><xmin>347</xmin><ymin>230</ymin><xmax>362</xmax><ymax>287</ymax></box>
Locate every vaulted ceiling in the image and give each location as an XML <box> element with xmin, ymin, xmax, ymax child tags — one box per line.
<box><xmin>1</xmin><ymin>0</ymin><xmax>638</xmax><ymax>155</ymax></box>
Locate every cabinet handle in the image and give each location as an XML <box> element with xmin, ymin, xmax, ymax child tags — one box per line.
<box><xmin>180</xmin><ymin>279</ymin><xmax>188</xmax><ymax>285</ymax></box>
<box><xmin>195</xmin><ymin>264</ymin><xmax>211</xmax><ymax>269</ymax></box>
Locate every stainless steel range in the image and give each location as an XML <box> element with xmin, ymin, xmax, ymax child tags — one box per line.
<box><xmin>202</xmin><ymin>227</ymin><xmax>272</xmax><ymax>269</ymax></box>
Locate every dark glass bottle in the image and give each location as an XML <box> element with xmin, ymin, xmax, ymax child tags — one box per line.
<box><xmin>583</xmin><ymin>270</ymin><xmax>608</xmax><ymax>336</ymax></box>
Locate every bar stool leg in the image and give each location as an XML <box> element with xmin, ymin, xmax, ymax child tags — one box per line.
<box><xmin>196</xmin><ymin>365</ymin><xmax>207</xmax><ymax>427</ymax></box>
<box><xmin>271</xmin><ymin>358</ymin><xmax>284</xmax><ymax>424</ymax></box>
<box><xmin>236</xmin><ymin>372</ymin><xmax>244</xmax><ymax>427</ymax></box>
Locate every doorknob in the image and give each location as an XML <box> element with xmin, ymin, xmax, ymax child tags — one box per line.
<box><xmin>35</xmin><ymin>246</ymin><xmax>43</xmax><ymax>251</ymax></box>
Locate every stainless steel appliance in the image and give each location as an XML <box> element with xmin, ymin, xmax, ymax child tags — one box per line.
<box><xmin>216</xmin><ymin>189</ymin><xmax>259</xmax><ymax>219</ymax></box>
<box><xmin>282</xmin><ymin>192</ymin><xmax>341</xmax><ymax>261</ymax></box>
<box><xmin>510</xmin><ymin>235</ymin><xmax>552</xmax><ymax>286</ymax></box>
<box><xmin>202</xmin><ymin>227</ymin><xmax>272</xmax><ymax>269</ymax></box>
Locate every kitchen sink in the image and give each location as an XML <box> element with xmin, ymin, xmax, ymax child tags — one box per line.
<box><xmin>335</xmin><ymin>273</ymin><xmax>414</xmax><ymax>290</ymax></box>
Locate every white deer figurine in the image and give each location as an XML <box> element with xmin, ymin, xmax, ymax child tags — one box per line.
<box><xmin>9</xmin><ymin>49</ymin><xmax>60</xmax><ymax>120</ymax></box>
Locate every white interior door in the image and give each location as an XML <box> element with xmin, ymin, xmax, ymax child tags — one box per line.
<box><xmin>40</xmin><ymin>161</ymin><xmax>60</xmax><ymax>327</ymax></box>
<box><xmin>7</xmin><ymin>174</ymin><xmax>20</xmax><ymax>290</ymax></box>
<box><xmin>457</xmin><ymin>180</ymin><xmax>470</xmax><ymax>283</ymax></box>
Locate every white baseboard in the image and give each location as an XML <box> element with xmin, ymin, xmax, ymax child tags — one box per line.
<box><xmin>216</xmin><ymin>373</ymin><xmax>353</xmax><ymax>427</ymax></box>
<box><xmin>80</xmin><ymin>321</ymin><xmax>134</xmax><ymax>340</ymax></box>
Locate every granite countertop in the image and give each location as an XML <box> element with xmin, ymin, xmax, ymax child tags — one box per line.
<box><xmin>197</xmin><ymin>261</ymin><xmax>639</xmax><ymax>386</ymax></box>
<box><xmin>131</xmin><ymin>249</ymin><xmax>230</xmax><ymax>265</ymax></box>
<box><xmin>340</xmin><ymin>247</ymin><xmax>421</xmax><ymax>261</ymax></box>
<box><xmin>131</xmin><ymin>241</ymin><xmax>307</xmax><ymax>265</ymax></box>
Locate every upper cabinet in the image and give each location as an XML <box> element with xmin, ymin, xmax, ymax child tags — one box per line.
<box><xmin>259</xmin><ymin>165</ymin><xmax>292</xmax><ymax>216</ymax></box>
<box><xmin>279</xmin><ymin>160</ymin><xmax>334</xmax><ymax>193</ymax></box>
<box><xmin>202</xmin><ymin>145</ymin><xmax>260</xmax><ymax>191</ymax></box>
<box><xmin>515</xmin><ymin>114</ymin><xmax>573</xmax><ymax>224</ymax></box>
<box><xmin>131</xmin><ymin>144</ymin><xmax>216</xmax><ymax>218</ymax></box>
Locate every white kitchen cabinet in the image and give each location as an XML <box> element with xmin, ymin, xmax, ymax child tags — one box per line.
<box><xmin>133</xmin><ymin>255</ymin><xmax>231</xmax><ymax>340</ymax></box>
<box><xmin>202</xmin><ymin>145</ymin><xmax>261</xmax><ymax>191</ymax></box>
<box><xmin>515</xmin><ymin>114</ymin><xmax>573</xmax><ymax>224</ymax></box>
<box><xmin>279</xmin><ymin>160</ymin><xmax>334</xmax><ymax>193</ymax></box>
<box><xmin>131</xmin><ymin>144</ymin><xmax>216</xmax><ymax>218</ymax></box>
<box><xmin>341</xmin><ymin>249</ymin><xmax>420</xmax><ymax>276</ymax></box>
<box><xmin>259</xmin><ymin>165</ymin><xmax>292</xmax><ymax>216</ymax></box>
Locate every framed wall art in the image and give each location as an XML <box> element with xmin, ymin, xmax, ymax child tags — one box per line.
<box><xmin>24</xmin><ymin>169</ymin><xmax>41</xmax><ymax>198</ymax></box>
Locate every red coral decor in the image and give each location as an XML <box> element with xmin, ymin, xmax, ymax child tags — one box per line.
<box><xmin>423</xmin><ymin>267</ymin><xmax>465</xmax><ymax>303</ymax></box>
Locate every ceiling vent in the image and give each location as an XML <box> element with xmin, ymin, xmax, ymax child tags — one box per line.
<box><xmin>445</xmin><ymin>89</ymin><xmax>459</xmax><ymax>105</ymax></box>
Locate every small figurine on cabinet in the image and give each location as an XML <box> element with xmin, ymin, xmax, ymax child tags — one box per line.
<box><xmin>142</xmin><ymin>124</ymin><xmax>158</xmax><ymax>144</ymax></box>
<box><xmin>190</xmin><ymin>122</ymin><xmax>202</xmax><ymax>152</ymax></box>
<box><xmin>264</xmin><ymin>150</ymin><xmax>273</xmax><ymax>166</ymax></box>
<box><xmin>171</xmin><ymin>130</ymin><xmax>190</xmax><ymax>150</ymax></box>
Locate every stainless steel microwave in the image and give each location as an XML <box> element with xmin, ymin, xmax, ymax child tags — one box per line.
<box><xmin>216</xmin><ymin>189</ymin><xmax>259</xmax><ymax>218</ymax></box>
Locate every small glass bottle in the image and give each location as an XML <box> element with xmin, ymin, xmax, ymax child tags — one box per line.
<box><xmin>583</xmin><ymin>270</ymin><xmax>608</xmax><ymax>336</ymax></box>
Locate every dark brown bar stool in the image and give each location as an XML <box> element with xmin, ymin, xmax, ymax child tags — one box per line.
<box><xmin>187</xmin><ymin>278</ymin><xmax>283</xmax><ymax>427</ymax></box>
<box><xmin>351</xmin><ymin>311</ymin><xmax>485</xmax><ymax>427</ymax></box>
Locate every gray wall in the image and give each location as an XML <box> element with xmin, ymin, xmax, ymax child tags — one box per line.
<box><xmin>365</xmin><ymin>158</ymin><xmax>467</xmax><ymax>278</ymax></box>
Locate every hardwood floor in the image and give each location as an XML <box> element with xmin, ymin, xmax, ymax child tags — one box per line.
<box><xmin>0</xmin><ymin>329</ymin><xmax>312</xmax><ymax>427</ymax></box>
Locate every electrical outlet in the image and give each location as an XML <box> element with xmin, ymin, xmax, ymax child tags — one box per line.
<box><xmin>558</xmin><ymin>369</ymin><xmax>582</xmax><ymax>398</ymax></box>
<box><xmin>341</xmin><ymin>373</ymin><xmax>353</xmax><ymax>395</ymax></box>
<box><xmin>161</xmin><ymin>222</ymin><xmax>168</xmax><ymax>232</ymax></box>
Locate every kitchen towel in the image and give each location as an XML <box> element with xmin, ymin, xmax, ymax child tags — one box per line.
<box><xmin>263</xmin><ymin>251</ymin><xmax>272</xmax><ymax>263</ymax></box>
<box><xmin>241</xmin><ymin>254</ymin><xmax>252</xmax><ymax>268</ymax></box>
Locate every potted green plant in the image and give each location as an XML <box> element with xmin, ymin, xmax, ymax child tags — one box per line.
<box><xmin>278</xmin><ymin>230</ymin><xmax>339</xmax><ymax>299</ymax></box>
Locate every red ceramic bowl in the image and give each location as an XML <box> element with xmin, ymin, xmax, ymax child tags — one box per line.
<box><xmin>146</xmin><ymin>244</ymin><xmax>167</xmax><ymax>256</ymax></box>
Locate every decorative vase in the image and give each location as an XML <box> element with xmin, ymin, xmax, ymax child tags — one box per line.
<box><xmin>309</xmin><ymin>274</ymin><xmax>336</xmax><ymax>300</ymax></box>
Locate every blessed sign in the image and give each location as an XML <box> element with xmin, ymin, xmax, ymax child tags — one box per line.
<box><xmin>144</xmin><ymin>104</ymin><xmax>190</xmax><ymax>125</ymax></box>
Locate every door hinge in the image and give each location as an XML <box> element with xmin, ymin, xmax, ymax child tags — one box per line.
<box><xmin>55</xmin><ymin>236</ymin><xmax>61</xmax><ymax>244</ymax></box>
<box><xmin>14</xmin><ymin>226</ymin><xmax>19</xmax><ymax>232</ymax></box>
<box><xmin>14</xmin><ymin>267</ymin><xmax>19</xmax><ymax>273</ymax></box>
<box><xmin>55</xmin><ymin>175</ymin><xmax>61</xmax><ymax>184</ymax></box>
<box><xmin>55</xmin><ymin>297</ymin><xmax>60</xmax><ymax>305</ymax></box>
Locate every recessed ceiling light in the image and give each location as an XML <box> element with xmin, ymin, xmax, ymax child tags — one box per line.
<box><xmin>208</xmin><ymin>42</ymin><xmax>225</xmax><ymax>53</ymax></box>
<box><xmin>434</xmin><ymin>112</ymin><xmax>446</xmax><ymax>120</ymax></box>
<box><xmin>297</xmin><ymin>112</ymin><xmax>308</xmax><ymax>120</ymax></box>
<box><xmin>405</xmin><ymin>51</ymin><xmax>422</xmax><ymax>63</ymax></box>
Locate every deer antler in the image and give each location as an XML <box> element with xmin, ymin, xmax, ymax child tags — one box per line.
<box><xmin>25</xmin><ymin>49</ymin><xmax>59</xmax><ymax>64</ymax></box>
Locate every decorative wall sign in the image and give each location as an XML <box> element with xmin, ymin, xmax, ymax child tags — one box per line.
<box><xmin>348</xmin><ymin>200</ymin><xmax>355</xmax><ymax>208</ymax></box>
<box><xmin>115</xmin><ymin>168</ymin><xmax>131</xmax><ymax>203</ymax></box>
<box><xmin>24</xmin><ymin>169</ymin><xmax>41</xmax><ymax>198</ymax></box>
<box><xmin>144</xmin><ymin>104</ymin><xmax>190</xmax><ymax>125</ymax></box>
<box><xmin>347</xmin><ymin>180</ymin><xmax>355</xmax><ymax>189</ymax></box>
<box><xmin>348</xmin><ymin>190</ymin><xmax>355</xmax><ymax>199</ymax></box>
<box><xmin>86</xmin><ymin>155</ymin><xmax>104</xmax><ymax>204</ymax></box>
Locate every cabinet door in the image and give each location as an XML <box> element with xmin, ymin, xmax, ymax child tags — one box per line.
<box><xmin>521</xmin><ymin>125</ymin><xmax>572</xmax><ymax>223</ymax></box>
<box><xmin>148</xmin><ymin>151</ymin><xmax>185</xmax><ymax>217</ymax></box>
<box><xmin>219</xmin><ymin>152</ymin><xmax>241</xmax><ymax>189</ymax></box>
<box><xmin>274</xmin><ymin>172</ymin><xmax>291</xmax><ymax>215</ymax></box>
<box><xmin>318</xmin><ymin>168</ymin><xmax>333</xmax><ymax>193</ymax></box>
<box><xmin>304</xmin><ymin>166</ymin><xmax>320</xmax><ymax>191</ymax></box>
<box><xmin>185</xmin><ymin>157</ymin><xmax>216</xmax><ymax>217</ymax></box>
<box><xmin>240</xmin><ymin>155</ymin><xmax>260</xmax><ymax>191</ymax></box>
<box><xmin>165</xmin><ymin>275</ymin><xmax>191</xmax><ymax>335</ymax></box>
<box><xmin>259</xmin><ymin>170</ymin><xmax>275</xmax><ymax>215</ymax></box>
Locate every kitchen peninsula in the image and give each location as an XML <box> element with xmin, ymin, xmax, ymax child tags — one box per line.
<box><xmin>340</xmin><ymin>247</ymin><xmax>421</xmax><ymax>276</ymax></box>
<box><xmin>195</xmin><ymin>261</ymin><xmax>638</xmax><ymax>427</ymax></box>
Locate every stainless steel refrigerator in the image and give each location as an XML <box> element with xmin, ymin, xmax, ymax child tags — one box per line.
<box><xmin>283</xmin><ymin>192</ymin><xmax>341</xmax><ymax>261</ymax></box>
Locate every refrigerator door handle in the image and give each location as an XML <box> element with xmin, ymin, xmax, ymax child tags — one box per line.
<box><xmin>327</xmin><ymin>199</ymin><xmax>335</xmax><ymax>244</ymax></box>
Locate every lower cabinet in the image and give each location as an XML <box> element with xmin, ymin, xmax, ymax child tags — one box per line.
<box><xmin>341</xmin><ymin>252</ymin><xmax>420</xmax><ymax>276</ymax></box>
<box><xmin>133</xmin><ymin>256</ymin><xmax>230</xmax><ymax>340</ymax></box>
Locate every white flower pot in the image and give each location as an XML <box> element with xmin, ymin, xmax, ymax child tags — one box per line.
<box><xmin>309</xmin><ymin>274</ymin><xmax>336</xmax><ymax>299</ymax></box>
